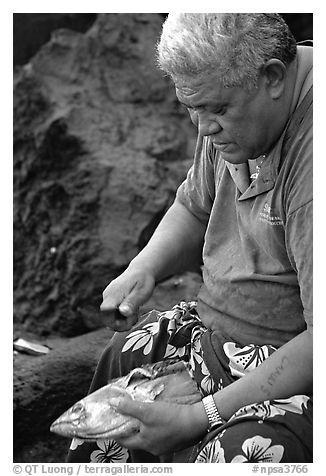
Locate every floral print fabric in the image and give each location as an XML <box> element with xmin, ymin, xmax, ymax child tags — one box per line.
<box><xmin>195</xmin><ymin>395</ymin><xmax>312</xmax><ymax>463</ymax></box>
<box><xmin>66</xmin><ymin>301</ymin><xmax>312</xmax><ymax>463</ymax></box>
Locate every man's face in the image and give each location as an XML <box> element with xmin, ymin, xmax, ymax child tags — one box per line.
<box><xmin>175</xmin><ymin>74</ymin><xmax>284</xmax><ymax>163</ymax></box>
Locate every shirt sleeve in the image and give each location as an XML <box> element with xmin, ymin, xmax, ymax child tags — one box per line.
<box><xmin>282</xmin><ymin>105</ymin><xmax>313</xmax><ymax>331</ymax></box>
<box><xmin>175</xmin><ymin>134</ymin><xmax>216</xmax><ymax>225</ymax></box>
<box><xmin>285</xmin><ymin>201</ymin><xmax>313</xmax><ymax>330</ymax></box>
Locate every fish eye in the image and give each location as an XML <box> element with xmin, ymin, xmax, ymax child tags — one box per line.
<box><xmin>72</xmin><ymin>402</ymin><xmax>84</xmax><ymax>413</ymax></box>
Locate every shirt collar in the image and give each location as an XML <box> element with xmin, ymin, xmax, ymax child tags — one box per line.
<box><xmin>236</xmin><ymin>132</ymin><xmax>285</xmax><ymax>201</ymax></box>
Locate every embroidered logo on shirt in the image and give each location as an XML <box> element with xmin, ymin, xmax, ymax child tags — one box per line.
<box><xmin>259</xmin><ymin>203</ymin><xmax>283</xmax><ymax>226</ymax></box>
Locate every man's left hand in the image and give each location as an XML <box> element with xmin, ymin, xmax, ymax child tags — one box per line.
<box><xmin>109</xmin><ymin>395</ymin><xmax>207</xmax><ymax>456</ymax></box>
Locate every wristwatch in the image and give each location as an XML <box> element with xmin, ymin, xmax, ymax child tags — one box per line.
<box><xmin>202</xmin><ymin>394</ymin><xmax>225</xmax><ymax>431</ymax></box>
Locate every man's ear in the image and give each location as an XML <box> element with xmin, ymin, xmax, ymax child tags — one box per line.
<box><xmin>261</xmin><ymin>59</ymin><xmax>287</xmax><ymax>99</ymax></box>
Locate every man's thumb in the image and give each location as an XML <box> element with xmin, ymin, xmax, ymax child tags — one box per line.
<box><xmin>118</xmin><ymin>301</ymin><xmax>138</xmax><ymax>318</ymax></box>
<box><xmin>119</xmin><ymin>277</ymin><xmax>155</xmax><ymax>317</ymax></box>
<box><xmin>109</xmin><ymin>397</ymin><xmax>146</xmax><ymax>420</ymax></box>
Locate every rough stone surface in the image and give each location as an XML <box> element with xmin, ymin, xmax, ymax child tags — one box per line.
<box><xmin>13</xmin><ymin>14</ymin><xmax>97</xmax><ymax>66</ymax></box>
<box><xmin>13</xmin><ymin>13</ymin><xmax>203</xmax><ymax>463</ymax></box>
<box><xmin>14</xmin><ymin>13</ymin><xmax>197</xmax><ymax>338</ymax></box>
<box><xmin>13</xmin><ymin>328</ymin><xmax>115</xmax><ymax>462</ymax></box>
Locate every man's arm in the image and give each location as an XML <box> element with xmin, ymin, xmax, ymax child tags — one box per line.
<box><xmin>198</xmin><ymin>327</ymin><xmax>312</xmax><ymax>424</ymax></box>
<box><xmin>129</xmin><ymin>199</ymin><xmax>205</xmax><ymax>279</ymax></box>
<box><xmin>100</xmin><ymin>199</ymin><xmax>206</xmax><ymax>330</ymax></box>
<box><xmin>110</xmin><ymin>328</ymin><xmax>312</xmax><ymax>455</ymax></box>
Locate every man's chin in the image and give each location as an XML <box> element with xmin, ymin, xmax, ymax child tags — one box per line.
<box><xmin>213</xmin><ymin>143</ymin><xmax>249</xmax><ymax>164</ymax></box>
<box><xmin>219</xmin><ymin>150</ymin><xmax>249</xmax><ymax>164</ymax></box>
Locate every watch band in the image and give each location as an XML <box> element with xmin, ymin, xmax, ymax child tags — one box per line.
<box><xmin>202</xmin><ymin>394</ymin><xmax>225</xmax><ymax>431</ymax></box>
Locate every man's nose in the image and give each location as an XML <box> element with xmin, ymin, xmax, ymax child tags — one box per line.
<box><xmin>198</xmin><ymin>113</ymin><xmax>222</xmax><ymax>136</ymax></box>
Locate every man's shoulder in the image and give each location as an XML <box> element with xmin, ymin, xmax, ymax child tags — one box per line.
<box><xmin>283</xmin><ymin>85</ymin><xmax>312</xmax><ymax>160</ymax></box>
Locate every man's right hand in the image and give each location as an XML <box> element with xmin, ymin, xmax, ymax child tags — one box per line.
<box><xmin>99</xmin><ymin>200</ymin><xmax>205</xmax><ymax>332</ymax></box>
<box><xmin>100</xmin><ymin>267</ymin><xmax>156</xmax><ymax>332</ymax></box>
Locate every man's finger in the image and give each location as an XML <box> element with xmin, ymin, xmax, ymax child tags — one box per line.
<box><xmin>119</xmin><ymin>278</ymin><xmax>154</xmax><ymax>317</ymax></box>
<box><xmin>110</xmin><ymin>396</ymin><xmax>148</xmax><ymax>421</ymax></box>
<box><xmin>115</xmin><ymin>431</ymin><xmax>143</xmax><ymax>451</ymax></box>
<box><xmin>100</xmin><ymin>295</ymin><xmax>120</xmax><ymax>312</ymax></box>
<box><xmin>107</xmin><ymin>420</ymin><xmax>141</xmax><ymax>441</ymax></box>
<box><xmin>101</xmin><ymin>290</ymin><xmax>139</xmax><ymax>320</ymax></box>
<box><xmin>118</xmin><ymin>302</ymin><xmax>139</xmax><ymax>319</ymax></box>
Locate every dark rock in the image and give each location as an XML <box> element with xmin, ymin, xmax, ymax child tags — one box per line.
<box><xmin>13</xmin><ymin>328</ymin><xmax>115</xmax><ymax>462</ymax></box>
<box><xmin>13</xmin><ymin>13</ymin><xmax>97</xmax><ymax>66</ymax></box>
<box><xmin>14</xmin><ymin>13</ymin><xmax>196</xmax><ymax>338</ymax></box>
<box><xmin>281</xmin><ymin>13</ymin><xmax>313</xmax><ymax>42</ymax></box>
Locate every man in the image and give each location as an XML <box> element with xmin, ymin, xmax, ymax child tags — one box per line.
<box><xmin>67</xmin><ymin>13</ymin><xmax>312</xmax><ymax>463</ymax></box>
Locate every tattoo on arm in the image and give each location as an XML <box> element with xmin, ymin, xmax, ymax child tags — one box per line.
<box><xmin>260</xmin><ymin>384</ymin><xmax>272</xmax><ymax>399</ymax></box>
<box><xmin>260</xmin><ymin>356</ymin><xmax>290</xmax><ymax>399</ymax></box>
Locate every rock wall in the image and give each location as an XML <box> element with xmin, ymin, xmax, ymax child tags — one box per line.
<box><xmin>13</xmin><ymin>328</ymin><xmax>115</xmax><ymax>462</ymax></box>
<box><xmin>14</xmin><ymin>13</ymin><xmax>197</xmax><ymax>338</ymax></box>
<box><xmin>13</xmin><ymin>13</ymin><xmax>97</xmax><ymax>65</ymax></box>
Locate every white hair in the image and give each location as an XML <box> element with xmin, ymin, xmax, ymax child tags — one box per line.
<box><xmin>157</xmin><ymin>13</ymin><xmax>297</xmax><ymax>89</ymax></box>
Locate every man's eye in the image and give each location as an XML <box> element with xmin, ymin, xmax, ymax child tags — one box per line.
<box><xmin>213</xmin><ymin>107</ymin><xmax>225</xmax><ymax>115</ymax></box>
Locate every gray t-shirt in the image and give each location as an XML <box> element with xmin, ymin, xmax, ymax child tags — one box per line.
<box><xmin>176</xmin><ymin>86</ymin><xmax>312</xmax><ymax>348</ymax></box>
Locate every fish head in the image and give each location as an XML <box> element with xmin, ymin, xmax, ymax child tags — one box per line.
<box><xmin>50</xmin><ymin>385</ymin><xmax>140</xmax><ymax>440</ymax></box>
<box><xmin>50</xmin><ymin>397</ymin><xmax>116</xmax><ymax>439</ymax></box>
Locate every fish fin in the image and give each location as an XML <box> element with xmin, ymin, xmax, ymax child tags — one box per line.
<box><xmin>148</xmin><ymin>382</ymin><xmax>165</xmax><ymax>400</ymax></box>
<box><xmin>125</xmin><ymin>367</ymin><xmax>152</xmax><ymax>385</ymax></box>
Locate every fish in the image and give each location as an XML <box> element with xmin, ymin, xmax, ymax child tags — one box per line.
<box><xmin>50</xmin><ymin>358</ymin><xmax>201</xmax><ymax>441</ymax></box>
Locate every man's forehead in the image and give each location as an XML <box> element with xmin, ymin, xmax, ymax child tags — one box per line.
<box><xmin>174</xmin><ymin>75</ymin><xmax>228</xmax><ymax>104</ymax></box>
<box><xmin>174</xmin><ymin>74</ymin><xmax>256</xmax><ymax>108</ymax></box>
<box><xmin>174</xmin><ymin>74</ymin><xmax>213</xmax><ymax>93</ymax></box>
